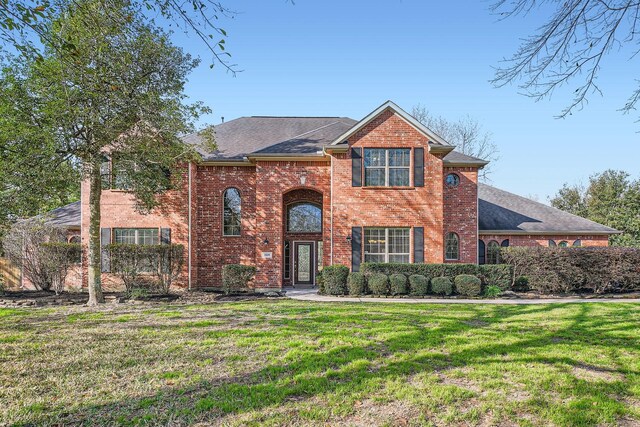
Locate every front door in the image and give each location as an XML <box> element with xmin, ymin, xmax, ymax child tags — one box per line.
<box><xmin>294</xmin><ymin>242</ymin><xmax>315</xmax><ymax>285</ymax></box>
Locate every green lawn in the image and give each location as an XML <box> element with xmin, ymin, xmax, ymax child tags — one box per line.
<box><xmin>1</xmin><ymin>300</ymin><xmax>639</xmax><ymax>426</ymax></box>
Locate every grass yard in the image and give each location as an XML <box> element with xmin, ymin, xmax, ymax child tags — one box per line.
<box><xmin>1</xmin><ymin>300</ymin><xmax>639</xmax><ymax>426</ymax></box>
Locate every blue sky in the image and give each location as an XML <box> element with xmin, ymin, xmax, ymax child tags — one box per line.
<box><xmin>176</xmin><ymin>0</ymin><xmax>639</xmax><ymax>202</ymax></box>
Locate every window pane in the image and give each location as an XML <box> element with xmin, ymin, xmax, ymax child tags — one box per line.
<box><xmin>317</xmin><ymin>241</ymin><xmax>323</xmax><ymax>272</ymax></box>
<box><xmin>389</xmin><ymin>169</ymin><xmax>410</xmax><ymax>186</ymax></box>
<box><xmin>137</xmin><ymin>229</ymin><xmax>158</xmax><ymax>245</ymax></box>
<box><xmin>388</xmin><ymin>149</ymin><xmax>410</xmax><ymax>166</ymax></box>
<box><xmin>223</xmin><ymin>188</ymin><xmax>241</xmax><ymax>236</ymax></box>
<box><xmin>364</xmin><ymin>149</ymin><xmax>386</xmax><ymax>167</ymax></box>
<box><xmin>487</xmin><ymin>241</ymin><xmax>500</xmax><ymax>264</ymax></box>
<box><xmin>388</xmin><ymin>228</ymin><xmax>410</xmax><ymax>255</ymax></box>
<box><xmin>364</xmin><ymin>254</ymin><xmax>385</xmax><ymax>263</ymax></box>
<box><xmin>287</xmin><ymin>203</ymin><xmax>322</xmax><ymax>233</ymax></box>
<box><xmin>364</xmin><ymin>168</ymin><xmax>385</xmax><ymax>186</ymax></box>
<box><xmin>364</xmin><ymin>228</ymin><xmax>386</xmax><ymax>256</ymax></box>
<box><xmin>445</xmin><ymin>232</ymin><xmax>459</xmax><ymax>260</ymax></box>
<box><xmin>389</xmin><ymin>254</ymin><xmax>410</xmax><ymax>263</ymax></box>
<box><xmin>284</xmin><ymin>241</ymin><xmax>291</xmax><ymax>279</ymax></box>
<box><xmin>114</xmin><ymin>229</ymin><xmax>136</xmax><ymax>244</ymax></box>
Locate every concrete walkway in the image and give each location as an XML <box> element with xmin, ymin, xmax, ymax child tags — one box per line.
<box><xmin>285</xmin><ymin>288</ymin><xmax>640</xmax><ymax>305</ymax></box>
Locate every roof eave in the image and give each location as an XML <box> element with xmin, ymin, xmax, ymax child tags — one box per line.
<box><xmin>478</xmin><ymin>230</ymin><xmax>621</xmax><ymax>236</ymax></box>
<box><xmin>246</xmin><ymin>152</ymin><xmax>328</xmax><ymax>162</ymax></box>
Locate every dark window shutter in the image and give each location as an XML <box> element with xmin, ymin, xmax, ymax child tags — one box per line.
<box><xmin>501</xmin><ymin>239</ymin><xmax>510</xmax><ymax>247</ymax></box>
<box><xmin>351</xmin><ymin>226</ymin><xmax>362</xmax><ymax>272</ymax></box>
<box><xmin>414</xmin><ymin>148</ymin><xmax>424</xmax><ymax>187</ymax></box>
<box><xmin>478</xmin><ymin>240</ymin><xmax>486</xmax><ymax>265</ymax></box>
<box><xmin>101</xmin><ymin>228</ymin><xmax>111</xmax><ymax>273</ymax></box>
<box><xmin>161</xmin><ymin>228</ymin><xmax>171</xmax><ymax>244</ymax></box>
<box><xmin>413</xmin><ymin>227</ymin><xmax>424</xmax><ymax>263</ymax></box>
<box><xmin>351</xmin><ymin>148</ymin><xmax>362</xmax><ymax>187</ymax></box>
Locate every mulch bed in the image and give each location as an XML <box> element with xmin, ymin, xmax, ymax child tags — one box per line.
<box><xmin>0</xmin><ymin>289</ymin><xmax>285</xmax><ymax>308</ymax></box>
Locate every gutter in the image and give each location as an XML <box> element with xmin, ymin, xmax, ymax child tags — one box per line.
<box><xmin>188</xmin><ymin>163</ymin><xmax>192</xmax><ymax>290</ymax></box>
<box><xmin>478</xmin><ymin>230</ymin><xmax>622</xmax><ymax>236</ymax></box>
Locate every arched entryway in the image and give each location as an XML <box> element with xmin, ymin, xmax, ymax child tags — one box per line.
<box><xmin>282</xmin><ymin>188</ymin><xmax>323</xmax><ymax>287</ymax></box>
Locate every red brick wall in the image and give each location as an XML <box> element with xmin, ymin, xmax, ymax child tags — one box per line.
<box><xmin>331</xmin><ymin>109</ymin><xmax>445</xmax><ymax>268</ymax></box>
<box><xmin>443</xmin><ymin>167</ymin><xmax>478</xmax><ymax>263</ymax></box>
<box><xmin>480</xmin><ymin>234</ymin><xmax>609</xmax><ymax>250</ymax></box>
<box><xmin>80</xmin><ymin>169</ymin><xmax>190</xmax><ymax>291</ymax></box>
<box><xmin>254</xmin><ymin>161</ymin><xmax>331</xmax><ymax>288</ymax></box>
<box><xmin>193</xmin><ymin>165</ymin><xmax>256</xmax><ymax>288</ymax></box>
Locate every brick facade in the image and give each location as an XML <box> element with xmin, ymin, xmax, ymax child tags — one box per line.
<box><xmin>77</xmin><ymin>108</ymin><xmax>613</xmax><ymax>291</ymax></box>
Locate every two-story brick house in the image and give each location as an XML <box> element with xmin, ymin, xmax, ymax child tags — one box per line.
<box><xmin>76</xmin><ymin>101</ymin><xmax>618</xmax><ymax>291</ymax></box>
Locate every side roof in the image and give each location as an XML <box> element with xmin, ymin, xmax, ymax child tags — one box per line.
<box><xmin>478</xmin><ymin>184</ymin><xmax>619</xmax><ymax>235</ymax></box>
<box><xmin>30</xmin><ymin>201</ymin><xmax>81</xmax><ymax>229</ymax></box>
<box><xmin>183</xmin><ymin>116</ymin><xmax>358</xmax><ymax>161</ymax></box>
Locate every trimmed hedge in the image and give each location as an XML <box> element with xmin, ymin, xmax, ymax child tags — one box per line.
<box><xmin>408</xmin><ymin>274</ymin><xmax>429</xmax><ymax>295</ymax></box>
<box><xmin>389</xmin><ymin>274</ymin><xmax>408</xmax><ymax>295</ymax></box>
<box><xmin>431</xmin><ymin>277</ymin><xmax>453</xmax><ymax>295</ymax></box>
<box><xmin>501</xmin><ymin>247</ymin><xmax>640</xmax><ymax>294</ymax></box>
<box><xmin>321</xmin><ymin>265</ymin><xmax>350</xmax><ymax>295</ymax></box>
<box><xmin>348</xmin><ymin>272</ymin><xmax>366</xmax><ymax>296</ymax></box>
<box><xmin>222</xmin><ymin>264</ymin><xmax>256</xmax><ymax>294</ymax></box>
<box><xmin>454</xmin><ymin>274</ymin><xmax>481</xmax><ymax>296</ymax></box>
<box><xmin>361</xmin><ymin>263</ymin><xmax>512</xmax><ymax>290</ymax></box>
<box><xmin>368</xmin><ymin>273</ymin><xmax>389</xmax><ymax>296</ymax></box>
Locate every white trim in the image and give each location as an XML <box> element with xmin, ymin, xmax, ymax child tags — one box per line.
<box><xmin>329</xmin><ymin>100</ymin><xmax>451</xmax><ymax>147</ymax></box>
<box><xmin>330</xmin><ymin>154</ymin><xmax>334</xmax><ymax>265</ymax></box>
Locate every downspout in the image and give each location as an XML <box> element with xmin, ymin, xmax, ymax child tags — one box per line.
<box><xmin>188</xmin><ymin>163</ymin><xmax>192</xmax><ymax>290</ymax></box>
<box><xmin>329</xmin><ymin>150</ymin><xmax>334</xmax><ymax>265</ymax></box>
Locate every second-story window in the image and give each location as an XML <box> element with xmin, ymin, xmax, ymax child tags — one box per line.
<box><xmin>364</xmin><ymin>148</ymin><xmax>410</xmax><ymax>187</ymax></box>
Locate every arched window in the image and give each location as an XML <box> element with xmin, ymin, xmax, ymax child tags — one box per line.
<box><xmin>478</xmin><ymin>240</ymin><xmax>486</xmax><ymax>265</ymax></box>
<box><xmin>445</xmin><ymin>232</ymin><xmax>459</xmax><ymax>260</ymax></box>
<box><xmin>573</xmin><ymin>239</ymin><xmax>582</xmax><ymax>247</ymax></box>
<box><xmin>287</xmin><ymin>202</ymin><xmax>322</xmax><ymax>233</ymax></box>
<box><xmin>68</xmin><ymin>235</ymin><xmax>81</xmax><ymax>244</ymax></box>
<box><xmin>223</xmin><ymin>188</ymin><xmax>241</xmax><ymax>236</ymax></box>
<box><xmin>548</xmin><ymin>240</ymin><xmax>557</xmax><ymax>247</ymax></box>
<box><xmin>487</xmin><ymin>240</ymin><xmax>500</xmax><ymax>264</ymax></box>
<box><xmin>501</xmin><ymin>239</ymin><xmax>510</xmax><ymax>248</ymax></box>
<box><xmin>558</xmin><ymin>241</ymin><xmax>569</xmax><ymax>247</ymax></box>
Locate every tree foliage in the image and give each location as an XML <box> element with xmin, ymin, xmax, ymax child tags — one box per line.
<box><xmin>411</xmin><ymin>105</ymin><xmax>498</xmax><ymax>179</ymax></box>
<box><xmin>550</xmin><ymin>169</ymin><xmax>640</xmax><ymax>246</ymax></box>
<box><xmin>0</xmin><ymin>0</ymin><xmax>235</xmax><ymax>71</ymax></box>
<box><xmin>0</xmin><ymin>0</ymin><xmax>214</xmax><ymax>304</ymax></box>
<box><xmin>492</xmin><ymin>0</ymin><xmax>640</xmax><ymax>120</ymax></box>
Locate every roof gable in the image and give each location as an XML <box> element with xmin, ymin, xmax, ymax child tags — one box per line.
<box><xmin>329</xmin><ymin>100</ymin><xmax>451</xmax><ymax>147</ymax></box>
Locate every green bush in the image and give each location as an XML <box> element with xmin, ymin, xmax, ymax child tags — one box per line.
<box><xmin>321</xmin><ymin>265</ymin><xmax>349</xmax><ymax>295</ymax></box>
<box><xmin>347</xmin><ymin>272</ymin><xmax>366</xmax><ymax>296</ymax></box>
<box><xmin>408</xmin><ymin>274</ymin><xmax>429</xmax><ymax>296</ymax></box>
<box><xmin>222</xmin><ymin>264</ymin><xmax>256</xmax><ymax>295</ymax></box>
<box><xmin>513</xmin><ymin>276</ymin><xmax>529</xmax><ymax>292</ymax></box>
<box><xmin>389</xmin><ymin>274</ymin><xmax>408</xmax><ymax>295</ymax></box>
<box><xmin>454</xmin><ymin>274</ymin><xmax>482</xmax><ymax>297</ymax></box>
<box><xmin>368</xmin><ymin>273</ymin><xmax>389</xmax><ymax>296</ymax></box>
<box><xmin>501</xmin><ymin>247</ymin><xmax>640</xmax><ymax>294</ymax></box>
<box><xmin>316</xmin><ymin>270</ymin><xmax>325</xmax><ymax>294</ymax></box>
<box><xmin>361</xmin><ymin>263</ymin><xmax>512</xmax><ymax>290</ymax></box>
<box><xmin>484</xmin><ymin>285</ymin><xmax>502</xmax><ymax>298</ymax></box>
<box><xmin>431</xmin><ymin>276</ymin><xmax>453</xmax><ymax>296</ymax></box>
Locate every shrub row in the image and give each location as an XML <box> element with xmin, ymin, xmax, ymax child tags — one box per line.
<box><xmin>222</xmin><ymin>264</ymin><xmax>257</xmax><ymax>294</ymax></box>
<box><xmin>501</xmin><ymin>246</ymin><xmax>640</xmax><ymax>294</ymax></box>
<box><xmin>320</xmin><ymin>264</ymin><xmax>499</xmax><ymax>297</ymax></box>
<box><xmin>360</xmin><ymin>263</ymin><xmax>512</xmax><ymax>290</ymax></box>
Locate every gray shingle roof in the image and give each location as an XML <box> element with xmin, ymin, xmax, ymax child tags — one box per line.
<box><xmin>478</xmin><ymin>184</ymin><xmax>619</xmax><ymax>234</ymax></box>
<box><xmin>37</xmin><ymin>201</ymin><xmax>81</xmax><ymax>228</ymax></box>
<box><xmin>443</xmin><ymin>151</ymin><xmax>488</xmax><ymax>166</ymax></box>
<box><xmin>184</xmin><ymin>117</ymin><xmax>358</xmax><ymax>160</ymax></box>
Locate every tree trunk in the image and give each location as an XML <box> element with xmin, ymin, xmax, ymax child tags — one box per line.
<box><xmin>87</xmin><ymin>160</ymin><xmax>104</xmax><ymax>305</ymax></box>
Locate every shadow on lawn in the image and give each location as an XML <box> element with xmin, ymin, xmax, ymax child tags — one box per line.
<box><xmin>22</xmin><ymin>302</ymin><xmax>640</xmax><ymax>426</ymax></box>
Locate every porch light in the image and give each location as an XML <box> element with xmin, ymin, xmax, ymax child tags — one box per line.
<box><xmin>346</xmin><ymin>235</ymin><xmax>352</xmax><ymax>243</ymax></box>
<box><xmin>263</xmin><ymin>238</ymin><xmax>269</xmax><ymax>245</ymax></box>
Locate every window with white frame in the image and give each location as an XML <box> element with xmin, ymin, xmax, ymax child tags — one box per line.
<box><xmin>364</xmin><ymin>228</ymin><xmax>410</xmax><ymax>263</ymax></box>
<box><xmin>113</xmin><ymin>228</ymin><xmax>159</xmax><ymax>245</ymax></box>
<box><xmin>364</xmin><ymin>148</ymin><xmax>410</xmax><ymax>187</ymax></box>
